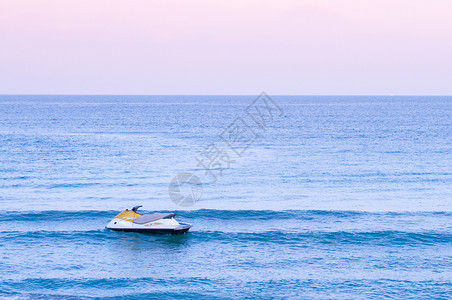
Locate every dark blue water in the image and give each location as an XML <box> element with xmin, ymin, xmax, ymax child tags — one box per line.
<box><xmin>0</xmin><ymin>96</ymin><xmax>451</xmax><ymax>298</ymax></box>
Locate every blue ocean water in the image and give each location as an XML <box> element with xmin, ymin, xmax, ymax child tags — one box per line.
<box><xmin>0</xmin><ymin>95</ymin><xmax>451</xmax><ymax>299</ymax></box>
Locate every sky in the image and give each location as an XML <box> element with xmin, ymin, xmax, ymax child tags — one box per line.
<box><xmin>0</xmin><ymin>0</ymin><xmax>451</xmax><ymax>95</ymax></box>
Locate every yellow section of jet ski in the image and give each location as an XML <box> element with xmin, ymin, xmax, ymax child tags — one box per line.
<box><xmin>113</xmin><ymin>209</ymin><xmax>142</xmax><ymax>222</ymax></box>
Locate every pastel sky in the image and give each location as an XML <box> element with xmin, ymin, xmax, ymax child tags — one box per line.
<box><xmin>1</xmin><ymin>0</ymin><xmax>451</xmax><ymax>95</ymax></box>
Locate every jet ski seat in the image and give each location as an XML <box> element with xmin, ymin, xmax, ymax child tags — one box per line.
<box><xmin>133</xmin><ymin>213</ymin><xmax>176</xmax><ymax>224</ymax></box>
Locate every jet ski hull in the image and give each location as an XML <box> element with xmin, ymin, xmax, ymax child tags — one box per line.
<box><xmin>108</xmin><ymin>222</ymin><xmax>191</xmax><ymax>235</ymax></box>
<box><xmin>108</xmin><ymin>227</ymin><xmax>190</xmax><ymax>235</ymax></box>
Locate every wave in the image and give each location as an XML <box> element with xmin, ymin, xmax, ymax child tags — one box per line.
<box><xmin>2</xmin><ymin>277</ymin><xmax>452</xmax><ymax>300</ymax></box>
<box><xmin>1</xmin><ymin>228</ymin><xmax>451</xmax><ymax>247</ymax></box>
<box><xmin>1</xmin><ymin>209</ymin><xmax>451</xmax><ymax>222</ymax></box>
<box><xmin>1</xmin><ymin>210</ymin><xmax>450</xmax><ymax>247</ymax></box>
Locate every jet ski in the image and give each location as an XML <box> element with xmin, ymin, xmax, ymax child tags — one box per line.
<box><xmin>106</xmin><ymin>205</ymin><xmax>191</xmax><ymax>234</ymax></box>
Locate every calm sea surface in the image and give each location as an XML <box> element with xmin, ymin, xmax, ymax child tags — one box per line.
<box><xmin>0</xmin><ymin>95</ymin><xmax>451</xmax><ymax>299</ymax></box>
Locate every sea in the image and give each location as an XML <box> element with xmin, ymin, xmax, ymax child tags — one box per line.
<box><xmin>0</xmin><ymin>95</ymin><xmax>451</xmax><ymax>299</ymax></box>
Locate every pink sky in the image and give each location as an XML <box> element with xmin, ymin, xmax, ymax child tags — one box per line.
<box><xmin>1</xmin><ymin>0</ymin><xmax>451</xmax><ymax>95</ymax></box>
